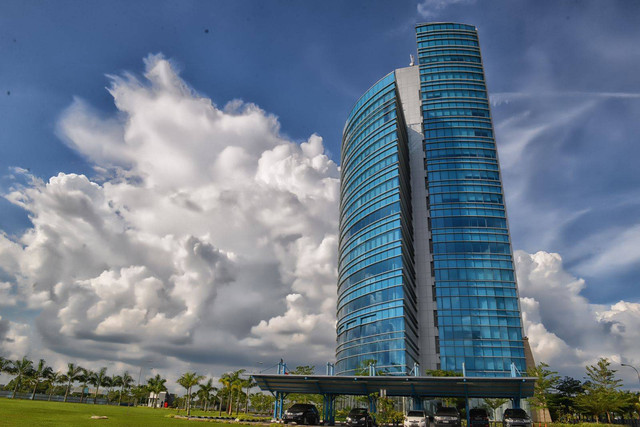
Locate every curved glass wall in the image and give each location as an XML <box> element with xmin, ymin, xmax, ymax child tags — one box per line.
<box><xmin>417</xmin><ymin>22</ymin><xmax>526</xmax><ymax>376</ymax></box>
<box><xmin>337</xmin><ymin>72</ymin><xmax>419</xmax><ymax>376</ymax></box>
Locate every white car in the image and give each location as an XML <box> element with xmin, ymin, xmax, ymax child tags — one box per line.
<box><xmin>404</xmin><ymin>410</ymin><xmax>428</xmax><ymax>427</ymax></box>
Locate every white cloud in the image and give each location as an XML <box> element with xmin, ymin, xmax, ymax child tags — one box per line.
<box><xmin>0</xmin><ymin>54</ymin><xmax>339</xmax><ymax>376</ymax></box>
<box><xmin>417</xmin><ymin>0</ymin><xmax>476</xmax><ymax>18</ymax></box>
<box><xmin>515</xmin><ymin>250</ymin><xmax>640</xmax><ymax>385</ymax></box>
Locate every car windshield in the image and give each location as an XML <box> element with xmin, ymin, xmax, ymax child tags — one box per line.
<box><xmin>408</xmin><ymin>411</ymin><xmax>425</xmax><ymax>417</ymax></box>
<box><xmin>470</xmin><ymin>409</ymin><xmax>487</xmax><ymax>416</ymax></box>
<box><xmin>350</xmin><ymin>408</ymin><xmax>368</xmax><ymax>415</ymax></box>
<box><xmin>505</xmin><ymin>409</ymin><xmax>528</xmax><ymax>418</ymax></box>
<box><xmin>289</xmin><ymin>404</ymin><xmax>312</xmax><ymax>411</ymax></box>
<box><xmin>436</xmin><ymin>408</ymin><xmax>458</xmax><ymax>416</ymax></box>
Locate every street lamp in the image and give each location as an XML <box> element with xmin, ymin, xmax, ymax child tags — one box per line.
<box><xmin>621</xmin><ymin>363</ymin><xmax>640</xmax><ymax>385</ymax></box>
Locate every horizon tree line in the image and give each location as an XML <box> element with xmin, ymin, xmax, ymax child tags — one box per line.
<box><xmin>3</xmin><ymin>354</ymin><xmax>640</xmax><ymax>423</ymax></box>
<box><xmin>0</xmin><ymin>355</ymin><xmax>259</xmax><ymax>417</ymax></box>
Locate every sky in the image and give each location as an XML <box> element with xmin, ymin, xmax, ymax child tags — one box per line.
<box><xmin>1</xmin><ymin>0</ymin><xmax>640</xmax><ymax>391</ymax></box>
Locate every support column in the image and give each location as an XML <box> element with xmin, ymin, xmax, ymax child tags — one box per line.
<box><xmin>465</xmin><ymin>398</ymin><xmax>470</xmax><ymax>427</ymax></box>
<box><xmin>412</xmin><ymin>397</ymin><xmax>423</xmax><ymax>411</ymax></box>
<box><xmin>368</xmin><ymin>395</ymin><xmax>377</xmax><ymax>414</ymax></box>
<box><xmin>323</xmin><ymin>394</ymin><xmax>336</xmax><ymax>426</ymax></box>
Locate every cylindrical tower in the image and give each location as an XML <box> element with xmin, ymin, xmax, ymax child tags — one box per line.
<box><xmin>336</xmin><ymin>72</ymin><xmax>419</xmax><ymax>376</ymax></box>
<box><xmin>417</xmin><ymin>22</ymin><xmax>526</xmax><ymax>376</ymax></box>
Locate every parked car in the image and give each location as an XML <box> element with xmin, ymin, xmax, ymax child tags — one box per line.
<box><xmin>502</xmin><ymin>409</ymin><xmax>532</xmax><ymax>427</ymax></box>
<box><xmin>469</xmin><ymin>408</ymin><xmax>490</xmax><ymax>427</ymax></box>
<box><xmin>432</xmin><ymin>407</ymin><xmax>461</xmax><ymax>427</ymax></box>
<box><xmin>346</xmin><ymin>407</ymin><xmax>377</xmax><ymax>427</ymax></box>
<box><xmin>404</xmin><ymin>410</ymin><xmax>428</xmax><ymax>427</ymax></box>
<box><xmin>283</xmin><ymin>403</ymin><xmax>320</xmax><ymax>425</ymax></box>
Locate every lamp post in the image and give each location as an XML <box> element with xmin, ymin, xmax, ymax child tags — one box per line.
<box><xmin>621</xmin><ymin>363</ymin><xmax>640</xmax><ymax>385</ymax></box>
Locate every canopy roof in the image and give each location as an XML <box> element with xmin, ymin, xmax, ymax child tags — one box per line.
<box><xmin>252</xmin><ymin>374</ymin><xmax>535</xmax><ymax>399</ymax></box>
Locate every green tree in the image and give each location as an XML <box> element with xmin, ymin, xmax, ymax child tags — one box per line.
<box><xmin>219</xmin><ymin>369</ymin><xmax>244</xmax><ymax>415</ymax></box>
<box><xmin>527</xmin><ymin>362</ymin><xmax>560</xmax><ymax>423</ymax></box>
<box><xmin>377</xmin><ymin>397</ymin><xmax>403</xmax><ymax>425</ymax></box>
<box><xmin>130</xmin><ymin>384</ymin><xmax>149</xmax><ymax>406</ymax></box>
<box><xmin>0</xmin><ymin>356</ymin><xmax>11</xmax><ymax>374</ymax></box>
<box><xmin>62</xmin><ymin>363</ymin><xmax>84</xmax><ymax>402</ymax></box>
<box><xmin>30</xmin><ymin>359</ymin><xmax>53</xmax><ymax>400</ymax></box>
<box><xmin>117</xmin><ymin>371</ymin><xmax>134</xmax><ymax>405</ymax></box>
<box><xmin>78</xmin><ymin>369</ymin><xmax>92</xmax><ymax>403</ymax></box>
<box><xmin>177</xmin><ymin>372</ymin><xmax>205</xmax><ymax>417</ymax></box>
<box><xmin>219</xmin><ymin>373</ymin><xmax>233</xmax><ymax>415</ymax></box>
<box><xmin>575</xmin><ymin>358</ymin><xmax>623</xmax><ymax>423</ymax></box>
<box><xmin>292</xmin><ymin>365</ymin><xmax>315</xmax><ymax>375</ymax></box>
<box><xmin>147</xmin><ymin>374</ymin><xmax>168</xmax><ymax>408</ymax></box>
<box><xmin>549</xmin><ymin>376</ymin><xmax>583</xmax><ymax>422</ymax></box>
<box><xmin>484</xmin><ymin>398</ymin><xmax>509</xmax><ymax>420</ymax></box>
<box><xmin>8</xmin><ymin>356</ymin><xmax>34</xmax><ymax>398</ymax></box>
<box><xmin>46</xmin><ymin>371</ymin><xmax>64</xmax><ymax>401</ymax></box>
<box><xmin>250</xmin><ymin>393</ymin><xmax>275</xmax><ymax>414</ymax></box>
<box><xmin>198</xmin><ymin>379</ymin><xmax>216</xmax><ymax>411</ymax></box>
<box><xmin>88</xmin><ymin>367</ymin><xmax>109</xmax><ymax>404</ymax></box>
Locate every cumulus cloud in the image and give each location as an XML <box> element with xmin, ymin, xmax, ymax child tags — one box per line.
<box><xmin>515</xmin><ymin>250</ymin><xmax>640</xmax><ymax>384</ymax></box>
<box><xmin>0</xmin><ymin>54</ymin><xmax>339</xmax><ymax>375</ymax></box>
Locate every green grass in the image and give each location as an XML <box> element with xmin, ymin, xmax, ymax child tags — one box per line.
<box><xmin>0</xmin><ymin>398</ymin><xmax>238</xmax><ymax>426</ymax></box>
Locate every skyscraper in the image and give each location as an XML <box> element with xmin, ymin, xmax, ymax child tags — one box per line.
<box><xmin>337</xmin><ymin>23</ymin><xmax>526</xmax><ymax>377</ymax></box>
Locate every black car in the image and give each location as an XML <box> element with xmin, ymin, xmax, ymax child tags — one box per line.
<box><xmin>346</xmin><ymin>408</ymin><xmax>377</xmax><ymax>427</ymax></box>
<box><xmin>432</xmin><ymin>407</ymin><xmax>461</xmax><ymax>427</ymax></box>
<box><xmin>469</xmin><ymin>408</ymin><xmax>490</xmax><ymax>427</ymax></box>
<box><xmin>502</xmin><ymin>409</ymin><xmax>532</xmax><ymax>427</ymax></box>
<box><xmin>283</xmin><ymin>403</ymin><xmax>320</xmax><ymax>425</ymax></box>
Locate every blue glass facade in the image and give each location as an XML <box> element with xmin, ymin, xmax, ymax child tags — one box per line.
<box><xmin>419</xmin><ymin>22</ymin><xmax>525</xmax><ymax>376</ymax></box>
<box><xmin>337</xmin><ymin>22</ymin><xmax>526</xmax><ymax>377</ymax></box>
<box><xmin>337</xmin><ymin>72</ymin><xmax>419</xmax><ymax>376</ymax></box>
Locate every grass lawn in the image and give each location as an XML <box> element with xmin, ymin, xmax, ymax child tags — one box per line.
<box><xmin>0</xmin><ymin>398</ymin><xmax>235</xmax><ymax>426</ymax></box>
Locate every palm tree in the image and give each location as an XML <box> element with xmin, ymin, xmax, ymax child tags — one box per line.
<box><xmin>231</xmin><ymin>369</ymin><xmax>246</xmax><ymax>415</ymax></box>
<box><xmin>112</xmin><ymin>375</ymin><xmax>123</xmax><ymax>404</ymax></box>
<box><xmin>219</xmin><ymin>372</ymin><xmax>233</xmax><ymax>415</ymax></box>
<box><xmin>89</xmin><ymin>367</ymin><xmax>109</xmax><ymax>404</ymax></box>
<box><xmin>244</xmin><ymin>377</ymin><xmax>256</xmax><ymax>413</ymax></box>
<box><xmin>119</xmin><ymin>371</ymin><xmax>134</xmax><ymax>405</ymax></box>
<box><xmin>79</xmin><ymin>368</ymin><xmax>92</xmax><ymax>403</ymax></box>
<box><xmin>46</xmin><ymin>371</ymin><xmax>63</xmax><ymax>401</ymax></box>
<box><xmin>233</xmin><ymin>377</ymin><xmax>244</xmax><ymax>415</ymax></box>
<box><xmin>8</xmin><ymin>356</ymin><xmax>34</xmax><ymax>399</ymax></box>
<box><xmin>62</xmin><ymin>363</ymin><xmax>84</xmax><ymax>402</ymax></box>
<box><xmin>0</xmin><ymin>356</ymin><xmax>10</xmax><ymax>373</ymax></box>
<box><xmin>102</xmin><ymin>375</ymin><xmax>113</xmax><ymax>402</ymax></box>
<box><xmin>197</xmin><ymin>379</ymin><xmax>216</xmax><ymax>411</ymax></box>
<box><xmin>219</xmin><ymin>369</ymin><xmax>244</xmax><ymax>415</ymax></box>
<box><xmin>30</xmin><ymin>359</ymin><xmax>53</xmax><ymax>400</ymax></box>
<box><xmin>177</xmin><ymin>372</ymin><xmax>205</xmax><ymax>417</ymax></box>
<box><xmin>147</xmin><ymin>374</ymin><xmax>168</xmax><ymax>408</ymax></box>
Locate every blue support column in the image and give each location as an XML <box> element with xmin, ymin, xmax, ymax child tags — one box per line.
<box><xmin>368</xmin><ymin>395</ymin><xmax>377</xmax><ymax>414</ymax></box>
<box><xmin>464</xmin><ymin>382</ymin><xmax>470</xmax><ymax>427</ymax></box>
<box><xmin>273</xmin><ymin>392</ymin><xmax>280</xmax><ymax>420</ymax></box>
<box><xmin>412</xmin><ymin>397</ymin><xmax>423</xmax><ymax>411</ymax></box>
<box><xmin>512</xmin><ymin>398</ymin><xmax>521</xmax><ymax>409</ymax></box>
<box><xmin>465</xmin><ymin>398</ymin><xmax>470</xmax><ymax>427</ymax></box>
<box><xmin>279</xmin><ymin>393</ymin><xmax>286</xmax><ymax>419</ymax></box>
<box><xmin>323</xmin><ymin>394</ymin><xmax>336</xmax><ymax>426</ymax></box>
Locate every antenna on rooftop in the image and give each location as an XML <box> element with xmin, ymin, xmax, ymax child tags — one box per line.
<box><xmin>409</xmin><ymin>54</ymin><xmax>415</xmax><ymax>66</ymax></box>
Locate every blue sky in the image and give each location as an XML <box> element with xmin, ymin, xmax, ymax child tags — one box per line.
<box><xmin>1</xmin><ymin>0</ymin><xmax>640</xmax><ymax>386</ymax></box>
